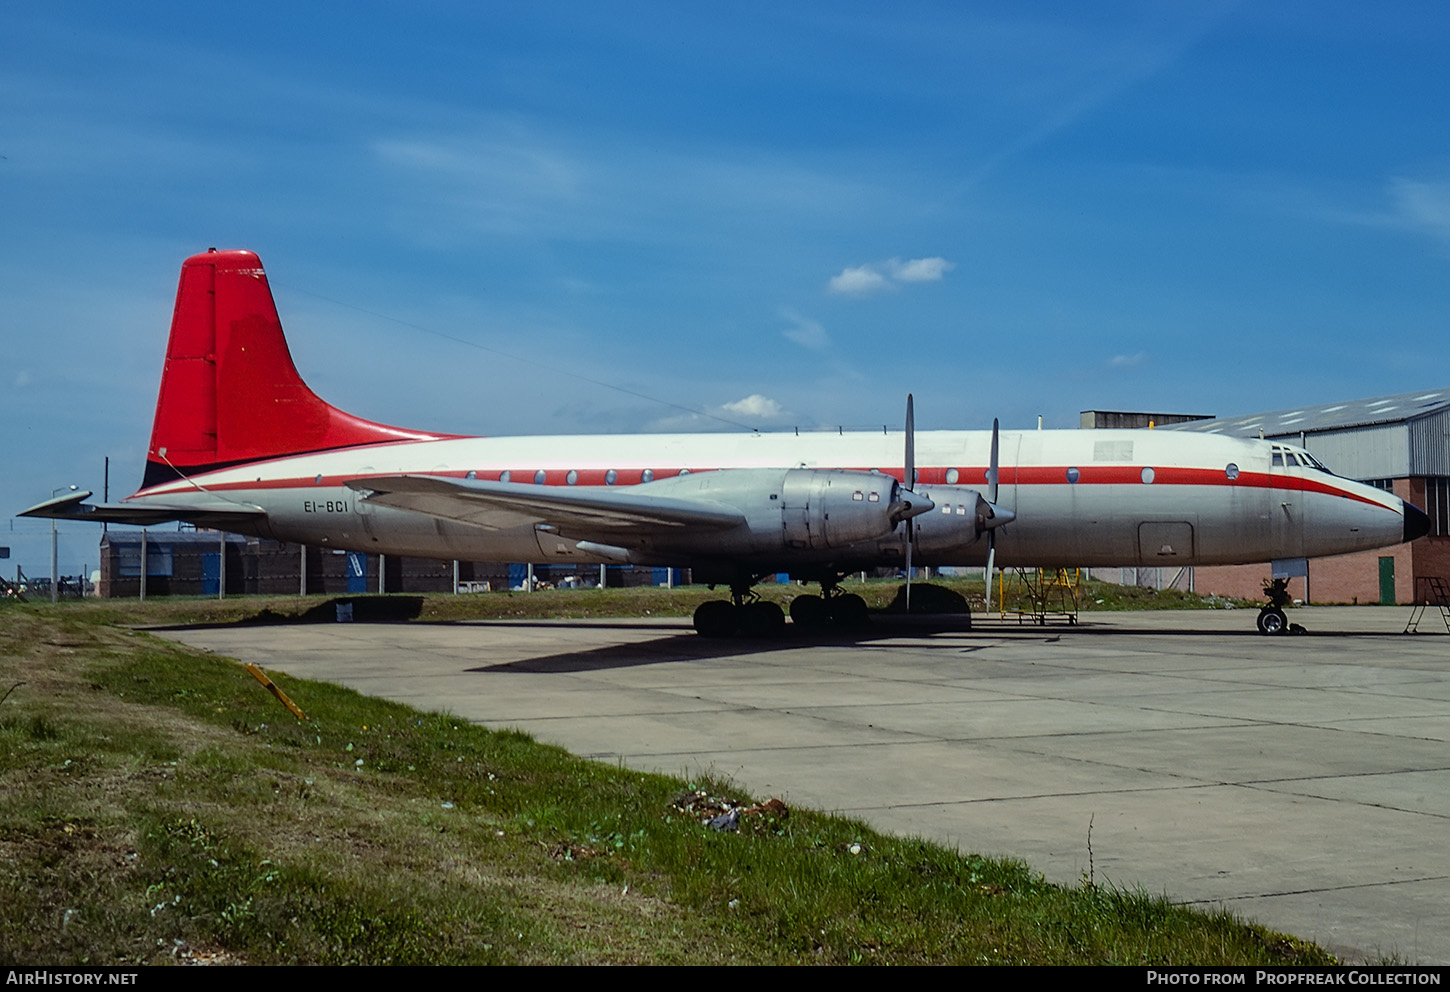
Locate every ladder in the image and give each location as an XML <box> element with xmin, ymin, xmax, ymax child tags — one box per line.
<box><xmin>1002</xmin><ymin>567</ymin><xmax>1081</xmax><ymax>625</ymax></box>
<box><xmin>1404</xmin><ymin>576</ymin><xmax>1450</xmax><ymax>633</ymax></box>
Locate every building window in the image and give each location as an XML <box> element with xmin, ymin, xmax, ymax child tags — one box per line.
<box><xmin>1362</xmin><ymin>479</ymin><xmax>1395</xmax><ymax>492</ymax></box>
<box><xmin>118</xmin><ymin>547</ymin><xmax>173</xmax><ymax>577</ymax></box>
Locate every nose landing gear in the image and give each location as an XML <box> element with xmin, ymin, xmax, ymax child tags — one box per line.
<box><xmin>1257</xmin><ymin>578</ymin><xmax>1305</xmax><ymax>635</ymax></box>
<box><xmin>1256</xmin><ymin>606</ymin><xmax>1288</xmax><ymax>635</ymax></box>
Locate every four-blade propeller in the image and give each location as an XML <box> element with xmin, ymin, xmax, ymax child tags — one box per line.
<box><xmin>896</xmin><ymin>400</ymin><xmax>1014</xmax><ymax>615</ymax></box>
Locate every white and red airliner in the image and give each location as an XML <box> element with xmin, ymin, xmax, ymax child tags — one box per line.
<box><xmin>22</xmin><ymin>249</ymin><xmax>1430</xmax><ymax>635</ymax></box>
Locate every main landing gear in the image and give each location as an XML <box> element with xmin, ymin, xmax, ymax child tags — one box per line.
<box><xmin>691</xmin><ymin>577</ymin><xmax>869</xmax><ymax>638</ymax></box>
<box><xmin>693</xmin><ymin>594</ymin><xmax>784</xmax><ymax>638</ymax></box>
<box><xmin>786</xmin><ymin>584</ymin><xmax>868</xmax><ymax>630</ymax></box>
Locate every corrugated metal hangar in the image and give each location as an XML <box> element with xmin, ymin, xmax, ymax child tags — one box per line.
<box><xmin>1163</xmin><ymin>388</ymin><xmax>1450</xmax><ymax>604</ymax></box>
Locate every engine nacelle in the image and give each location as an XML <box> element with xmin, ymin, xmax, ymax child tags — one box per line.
<box><xmin>778</xmin><ymin>468</ymin><xmax>903</xmax><ymax>550</ymax></box>
<box><xmin>907</xmin><ymin>485</ymin><xmax>993</xmax><ymax>554</ymax></box>
<box><xmin>634</xmin><ymin>467</ymin><xmax>907</xmax><ymax>560</ymax></box>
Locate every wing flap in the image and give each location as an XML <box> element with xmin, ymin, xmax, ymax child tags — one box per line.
<box><xmin>349</xmin><ymin>475</ymin><xmax>745</xmax><ymax>536</ymax></box>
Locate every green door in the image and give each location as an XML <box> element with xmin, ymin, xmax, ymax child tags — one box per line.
<box><xmin>1379</xmin><ymin>557</ymin><xmax>1396</xmax><ymax>605</ymax></box>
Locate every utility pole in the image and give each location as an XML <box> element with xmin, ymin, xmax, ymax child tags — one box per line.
<box><xmin>49</xmin><ymin>485</ymin><xmax>76</xmax><ymax>603</ymax></box>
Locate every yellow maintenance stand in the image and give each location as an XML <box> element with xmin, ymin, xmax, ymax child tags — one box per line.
<box><xmin>999</xmin><ymin>567</ymin><xmax>1081</xmax><ymax>625</ymax></box>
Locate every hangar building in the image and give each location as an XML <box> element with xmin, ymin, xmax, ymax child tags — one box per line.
<box><xmin>1163</xmin><ymin>388</ymin><xmax>1450</xmax><ymax>604</ymax></box>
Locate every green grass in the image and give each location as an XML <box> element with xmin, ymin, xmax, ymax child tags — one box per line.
<box><xmin>0</xmin><ymin>600</ymin><xmax>1330</xmax><ymax>965</ymax></box>
<box><xmin>22</xmin><ymin>574</ymin><xmax>1256</xmax><ymax>630</ymax></box>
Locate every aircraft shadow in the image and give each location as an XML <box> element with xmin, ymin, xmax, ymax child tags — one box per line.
<box><xmin>462</xmin><ymin>614</ymin><xmax>1410</xmax><ymax>674</ymax></box>
<box><xmin>463</xmin><ymin>614</ymin><xmax>982</xmax><ymax>673</ymax></box>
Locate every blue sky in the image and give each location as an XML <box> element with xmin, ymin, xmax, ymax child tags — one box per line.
<box><xmin>5</xmin><ymin>1</ymin><xmax>1450</xmax><ymax>580</ymax></box>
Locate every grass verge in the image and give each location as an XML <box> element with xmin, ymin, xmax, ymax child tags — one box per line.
<box><xmin>0</xmin><ymin>601</ymin><xmax>1331</xmax><ymax>965</ymax></box>
<box><xmin>37</xmin><ymin>574</ymin><xmax>1256</xmax><ymax>630</ymax></box>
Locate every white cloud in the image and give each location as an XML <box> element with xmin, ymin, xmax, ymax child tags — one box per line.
<box><xmin>781</xmin><ymin>308</ymin><xmax>830</xmax><ymax>350</ymax></box>
<box><xmin>828</xmin><ymin>256</ymin><xmax>955</xmax><ymax>296</ymax></box>
<box><xmin>1301</xmin><ymin>175</ymin><xmax>1450</xmax><ymax>253</ymax></box>
<box><xmin>886</xmin><ymin>256</ymin><xmax>955</xmax><ymax>282</ymax></box>
<box><xmin>1108</xmin><ymin>352</ymin><xmax>1146</xmax><ymax>368</ymax></box>
<box><xmin>827</xmin><ymin>264</ymin><xmax>890</xmax><ymax>296</ymax></box>
<box><xmin>1389</xmin><ymin>177</ymin><xmax>1450</xmax><ymax>244</ymax></box>
<box><xmin>721</xmin><ymin>394</ymin><xmax>784</xmax><ymax>419</ymax></box>
<box><xmin>645</xmin><ymin>393</ymin><xmax>789</xmax><ymax>431</ymax></box>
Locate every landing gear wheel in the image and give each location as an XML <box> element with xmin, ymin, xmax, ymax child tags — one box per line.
<box><xmin>789</xmin><ymin>594</ymin><xmax>831</xmax><ymax>628</ymax></box>
<box><xmin>694</xmin><ymin>600</ymin><xmax>738</xmax><ymax>638</ymax></box>
<box><xmin>830</xmin><ymin>593</ymin><xmax>869</xmax><ymax>628</ymax></box>
<box><xmin>740</xmin><ymin>601</ymin><xmax>786</xmax><ymax>638</ymax></box>
<box><xmin>1256</xmin><ymin>607</ymin><xmax>1288</xmax><ymax>636</ymax></box>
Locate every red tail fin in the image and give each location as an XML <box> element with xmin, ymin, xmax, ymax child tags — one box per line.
<box><xmin>143</xmin><ymin>249</ymin><xmax>455</xmax><ymax>489</ymax></box>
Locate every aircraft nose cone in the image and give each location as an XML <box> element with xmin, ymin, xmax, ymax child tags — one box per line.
<box><xmin>1404</xmin><ymin>502</ymin><xmax>1431</xmax><ymax>543</ymax></box>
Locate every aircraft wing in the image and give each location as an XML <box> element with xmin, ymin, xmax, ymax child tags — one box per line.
<box><xmin>350</xmin><ymin>475</ymin><xmax>746</xmax><ymax>537</ymax></box>
<box><xmin>18</xmin><ymin>490</ymin><xmax>267</xmax><ymax>528</ymax></box>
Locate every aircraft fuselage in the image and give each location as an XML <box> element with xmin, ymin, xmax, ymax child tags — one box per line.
<box><xmin>129</xmin><ymin>426</ymin><xmax>1408</xmax><ymax>573</ymax></box>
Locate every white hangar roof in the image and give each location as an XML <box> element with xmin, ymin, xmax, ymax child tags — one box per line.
<box><xmin>1165</xmin><ymin>388</ymin><xmax>1450</xmax><ymax>439</ymax></box>
<box><xmin>1164</xmin><ymin>388</ymin><xmax>1450</xmax><ymax>480</ymax></box>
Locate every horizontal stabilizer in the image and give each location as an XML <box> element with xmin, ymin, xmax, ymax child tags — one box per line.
<box><xmin>350</xmin><ymin>475</ymin><xmax>745</xmax><ymax>536</ymax></box>
<box><xmin>19</xmin><ymin>490</ymin><xmax>266</xmax><ymax>528</ymax></box>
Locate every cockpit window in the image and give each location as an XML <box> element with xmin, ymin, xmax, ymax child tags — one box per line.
<box><xmin>1272</xmin><ymin>444</ymin><xmax>1333</xmax><ymax>474</ymax></box>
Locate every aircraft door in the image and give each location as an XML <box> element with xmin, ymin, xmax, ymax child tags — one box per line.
<box><xmin>355</xmin><ymin>467</ymin><xmax>377</xmax><ymax>541</ymax></box>
<box><xmin>1137</xmin><ymin>520</ymin><xmax>1195</xmax><ymax>562</ymax></box>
